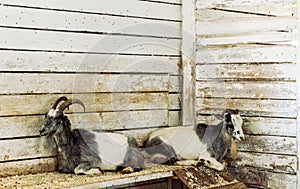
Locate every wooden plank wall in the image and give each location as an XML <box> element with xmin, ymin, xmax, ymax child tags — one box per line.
<box><xmin>196</xmin><ymin>0</ymin><xmax>298</xmax><ymax>188</ymax></box>
<box><xmin>0</xmin><ymin>0</ymin><xmax>182</xmax><ymax>176</ymax></box>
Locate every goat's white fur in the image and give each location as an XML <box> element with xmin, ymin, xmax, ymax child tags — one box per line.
<box><xmin>93</xmin><ymin>132</ymin><xmax>129</xmax><ymax>170</ymax></box>
<box><xmin>148</xmin><ymin>126</ymin><xmax>227</xmax><ymax>170</ymax></box>
<box><xmin>230</xmin><ymin>114</ymin><xmax>244</xmax><ymax>141</ymax></box>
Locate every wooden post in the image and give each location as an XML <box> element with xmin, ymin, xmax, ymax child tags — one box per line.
<box><xmin>296</xmin><ymin>0</ymin><xmax>300</xmax><ymax>187</ymax></box>
<box><xmin>181</xmin><ymin>0</ymin><xmax>196</xmax><ymax>126</ymax></box>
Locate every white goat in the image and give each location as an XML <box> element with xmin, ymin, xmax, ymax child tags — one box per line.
<box><xmin>144</xmin><ymin>109</ymin><xmax>245</xmax><ymax>171</ymax></box>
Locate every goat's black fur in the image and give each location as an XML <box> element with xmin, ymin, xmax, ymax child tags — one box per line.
<box><xmin>49</xmin><ymin>115</ymin><xmax>101</xmax><ymax>173</ymax></box>
<box><xmin>40</xmin><ymin>97</ymin><xmax>144</xmax><ymax>174</ymax></box>
<box><xmin>196</xmin><ymin>122</ymin><xmax>233</xmax><ymax>161</ymax></box>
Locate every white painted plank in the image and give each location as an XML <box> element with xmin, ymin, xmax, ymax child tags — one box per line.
<box><xmin>243</xmin><ymin>117</ymin><xmax>297</xmax><ymax>137</ymax></box>
<box><xmin>0</xmin><ymin>157</ymin><xmax>56</xmax><ymax>177</ymax></box>
<box><xmin>75</xmin><ymin>110</ymin><xmax>170</xmax><ymax>131</ymax></box>
<box><xmin>0</xmin><ymin>137</ymin><xmax>56</xmax><ymax>161</ymax></box>
<box><xmin>0</xmin><ymin>73</ymin><xmax>171</xmax><ymax>94</ymax></box>
<box><xmin>230</xmin><ymin>167</ymin><xmax>297</xmax><ymax>188</ymax></box>
<box><xmin>196</xmin><ymin>9</ymin><xmax>262</xmax><ymax>20</ymax></box>
<box><xmin>197</xmin><ymin>32</ymin><xmax>296</xmax><ymax>46</ymax></box>
<box><xmin>196</xmin><ymin>17</ymin><xmax>296</xmax><ymax>36</ymax></box>
<box><xmin>0</xmin><ymin>51</ymin><xmax>180</xmax><ymax>74</ymax></box>
<box><xmin>0</xmin><ymin>0</ymin><xmax>181</xmax><ymax>21</ymax></box>
<box><xmin>197</xmin><ymin>116</ymin><xmax>297</xmax><ymax>137</ymax></box>
<box><xmin>0</xmin><ymin>28</ymin><xmax>181</xmax><ymax>55</ymax></box>
<box><xmin>197</xmin><ymin>45</ymin><xmax>296</xmax><ymax>64</ymax></box>
<box><xmin>196</xmin><ymin>0</ymin><xmax>297</xmax><ymax>16</ymax></box>
<box><xmin>169</xmin><ymin>75</ymin><xmax>182</xmax><ymax>93</ymax></box>
<box><xmin>196</xmin><ymin>63</ymin><xmax>296</xmax><ymax>80</ymax></box>
<box><xmin>196</xmin><ymin>81</ymin><xmax>297</xmax><ymax>99</ymax></box>
<box><xmin>169</xmin><ymin>93</ymin><xmax>181</xmax><ymax>110</ymax></box>
<box><xmin>168</xmin><ymin>110</ymin><xmax>181</xmax><ymax>126</ymax></box>
<box><xmin>0</xmin><ymin>6</ymin><xmax>181</xmax><ymax>38</ymax></box>
<box><xmin>239</xmin><ymin>135</ymin><xmax>297</xmax><ymax>155</ymax></box>
<box><xmin>0</xmin><ymin>110</ymin><xmax>171</xmax><ymax>139</ymax></box>
<box><xmin>233</xmin><ymin>152</ymin><xmax>297</xmax><ymax>174</ymax></box>
<box><xmin>0</xmin><ymin>93</ymin><xmax>171</xmax><ymax>116</ymax></box>
<box><xmin>0</xmin><ymin>116</ymin><xmax>41</xmax><ymax>138</ymax></box>
<box><xmin>196</xmin><ymin>98</ymin><xmax>298</xmax><ymax>118</ymax></box>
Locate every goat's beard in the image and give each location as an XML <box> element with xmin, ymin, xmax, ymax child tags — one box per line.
<box><xmin>231</xmin><ymin>139</ymin><xmax>238</xmax><ymax>160</ymax></box>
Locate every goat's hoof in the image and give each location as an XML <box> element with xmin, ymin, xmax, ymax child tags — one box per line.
<box><xmin>196</xmin><ymin>159</ymin><xmax>205</xmax><ymax>167</ymax></box>
<box><xmin>86</xmin><ymin>168</ymin><xmax>103</xmax><ymax>175</ymax></box>
<box><xmin>74</xmin><ymin>167</ymin><xmax>103</xmax><ymax>175</ymax></box>
<box><xmin>122</xmin><ymin>167</ymin><xmax>134</xmax><ymax>174</ymax></box>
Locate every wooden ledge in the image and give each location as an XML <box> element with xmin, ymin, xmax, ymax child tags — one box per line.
<box><xmin>67</xmin><ymin>171</ymin><xmax>173</xmax><ymax>189</ymax></box>
<box><xmin>0</xmin><ymin>166</ymin><xmax>247</xmax><ymax>189</ymax></box>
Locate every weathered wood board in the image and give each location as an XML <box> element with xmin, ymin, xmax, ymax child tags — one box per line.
<box><xmin>0</xmin><ymin>51</ymin><xmax>180</xmax><ymax>74</ymax></box>
<box><xmin>0</xmin><ymin>0</ymin><xmax>183</xmax><ymax>177</ymax></box>
<box><xmin>0</xmin><ymin>0</ymin><xmax>182</xmax><ymax>21</ymax></box>
<box><xmin>197</xmin><ymin>45</ymin><xmax>296</xmax><ymax>64</ymax></box>
<box><xmin>196</xmin><ymin>81</ymin><xmax>297</xmax><ymax>99</ymax></box>
<box><xmin>195</xmin><ymin>0</ymin><xmax>298</xmax><ymax>187</ymax></box>
<box><xmin>196</xmin><ymin>17</ymin><xmax>296</xmax><ymax>36</ymax></box>
<box><xmin>196</xmin><ymin>0</ymin><xmax>297</xmax><ymax>16</ymax></box>
<box><xmin>228</xmin><ymin>166</ymin><xmax>297</xmax><ymax>189</ymax></box>
<box><xmin>0</xmin><ymin>5</ymin><xmax>181</xmax><ymax>38</ymax></box>
<box><xmin>0</xmin><ymin>28</ymin><xmax>181</xmax><ymax>55</ymax></box>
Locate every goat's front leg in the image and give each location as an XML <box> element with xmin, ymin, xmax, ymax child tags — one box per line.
<box><xmin>174</xmin><ymin>160</ymin><xmax>199</xmax><ymax>166</ymax></box>
<box><xmin>74</xmin><ymin>162</ymin><xmax>103</xmax><ymax>175</ymax></box>
<box><xmin>197</xmin><ymin>152</ymin><xmax>226</xmax><ymax>171</ymax></box>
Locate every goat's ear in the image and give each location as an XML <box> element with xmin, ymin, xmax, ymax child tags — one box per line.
<box><xmin>224</xmin><ymin>112</ymin><xmax>231</xmax><ymax>122</ymax></box>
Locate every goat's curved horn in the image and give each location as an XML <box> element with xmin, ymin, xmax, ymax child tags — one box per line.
<box><xmin>58</xmin><ymin>99</ymin><xmax>85</xmax><ymax>112</ymax></box>
<box><xmin>52</xmin><ymin>96</ymin><xmax>68</xmax><ymax>109</ymax></box>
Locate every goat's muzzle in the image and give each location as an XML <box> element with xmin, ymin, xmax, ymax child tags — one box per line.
<box><xmin>233</xmin><ymin>136</ymin><xmax>244</xmax><ymax>142</ymax></box>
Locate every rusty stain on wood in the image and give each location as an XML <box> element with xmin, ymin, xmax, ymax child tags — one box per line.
<box><xmin>173</xmin><ymin>167</ymin><xmax>247</xmax><ymax>189</ymax></box>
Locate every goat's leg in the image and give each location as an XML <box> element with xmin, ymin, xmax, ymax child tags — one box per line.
<box><xmin>175</xmin><ymin>153</ymin><xmax>226</xmax><ymax>171</ymax></box>
<box><xmin>174</xmin><ymin>160</ymin><xmax>199</xmax><ymax>166</ymax></box>
<box><xmin>120</xmin><ymin>140</ymin><xmax>145</xmax><ymax>173</ymax></box>
<box><xmin>198</xmin><ymin>152</ymin><xmax>226</xmax><ymax>171</ymax></box>
<box><xmin>145</xmin><ymin>136</ymin><xmax>178</xmax><ymax>165</ymax></box>
<box><xmin>74</xmin><ymin>162</ymin><xmax>103</xmax><ymax>175</ymax></box>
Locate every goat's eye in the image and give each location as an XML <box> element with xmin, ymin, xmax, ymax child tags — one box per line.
<box><xmin>237</xmin><ymin>131</ymin><xmax>240</xmax><ymax>134</ymax></box>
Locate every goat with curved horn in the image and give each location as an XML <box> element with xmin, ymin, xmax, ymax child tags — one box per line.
<box><xmin>58</xmin><ymin>99</ymin><xmax>85</xmax><ymax>112</ymax></box>
<box><xmin>51</xmin><ymin>96</ymin><xmax>68</xmax><ymax>109</ymax></box>
<box><xmin>40</xmin><ymin>96</ymin><xmax>144</xmax><ymax>175</ymax></box>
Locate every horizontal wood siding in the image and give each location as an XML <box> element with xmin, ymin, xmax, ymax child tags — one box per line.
<box><xmin>196</xmin><ymin>0</ymin><xmax>297</xmax><ymax>188</ymax></box>
<box><xmin>0</xmin><ymin>0</ymin><xmax>182</xmax><ymax>176</ymax></box>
